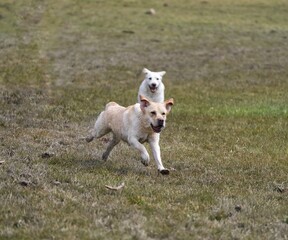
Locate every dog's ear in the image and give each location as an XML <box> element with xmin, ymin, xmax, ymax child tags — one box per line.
<box><xmin>159</xmin><ymin>71</ymin><xmax>166</xmax><ymax>77</ymax></box>
<box><xmin>140</xmin><ymin>95</ymin><xmax>150</xmax><ymax>112</ymax></box>
<box><xmin>164</xmin><ymin>98</ymin><xmax>174</xmax><ymax>113</ymax></box>
<box><xmin>142</xmin><ymin>68</ymin><xmax>150</xmax><ymax>74</ymax></box>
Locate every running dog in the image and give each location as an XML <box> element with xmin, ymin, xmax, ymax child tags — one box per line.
<box><xmin>86</xmin><ymin>95</ymin><xmax>174</xmax><ymax>174</ymax></box>
<box><xmin>137</xmin><ymin>68</ymin><xmax>166</xmax><ymax>103</ymax></box>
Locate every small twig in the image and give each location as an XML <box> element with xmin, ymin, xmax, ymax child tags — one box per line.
<box><xmin>105</xmin><ymin>182</ymin><xmax>125</xmax><ymax>191</ymax></box>
<box><xmin>0</xmin><ymin>160</ymin><xmax>5</xmax><ymax>165</ymax></box>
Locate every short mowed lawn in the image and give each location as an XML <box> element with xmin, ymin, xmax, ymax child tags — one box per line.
<box><xmin>0</xmin><ymin>0</ymin><xmax>287</xmax><ymax>239</ymax></box>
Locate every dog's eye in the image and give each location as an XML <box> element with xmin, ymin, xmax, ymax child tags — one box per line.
<box><xmin>162</xmin><ymin>112</ymin><xmax>166</xmax><ymax>116</ymax></box>
<box><xmin>150</xmin><ymin>111</ymin><xmax>156</xmax><ymax>115</ymax></box>
<box><xmin>156</xmin><ymin>78</ymin><xmax>159</xmax><ymax>80</ymax></box>
<box><xmin>149</xmin><ymin>77</ymin><xmax>152</xmax><ymax>80</ymax></box>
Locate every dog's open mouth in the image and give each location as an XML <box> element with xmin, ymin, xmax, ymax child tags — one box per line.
<box><xmin>150</xmin><ymin>124</ymin><xmax>162</xmax><ymax>133</ymax></box>
<box><xmin>149</xmin><ymin>85</ymin><xmax>157</xmax><ymax>93</ymax></box>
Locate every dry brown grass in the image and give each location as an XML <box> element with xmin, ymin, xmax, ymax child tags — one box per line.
<box><xmin>0</xmin><ymin>0</ymin><xmax>288</xmax><ymax>239</ymax></box>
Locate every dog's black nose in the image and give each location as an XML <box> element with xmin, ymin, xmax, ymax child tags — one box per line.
<box><xmin>158</xmin><ymin>119</ymin><xmax>164</xmax><ymax>127</ymax></box>
<box><xmin>151</xmin><ymin>83</ymin><xmax>156</xmax><ymax>87</ymax></box>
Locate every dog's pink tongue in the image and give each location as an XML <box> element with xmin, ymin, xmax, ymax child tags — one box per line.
<box><xmin>150</xmin><ymin>88</ymin><xmax>156</xmax><ymax>93</ymax></box>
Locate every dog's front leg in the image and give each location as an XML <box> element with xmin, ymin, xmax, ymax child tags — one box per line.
<box><xmin>149</xmin><ymin>134</ymin><xmax>169</xmax><ymax>175</ymax></box>
<box><xmin>128</xmin><ymin>137</ymin><xmax>150</xmax><ymax>166</ymax></box>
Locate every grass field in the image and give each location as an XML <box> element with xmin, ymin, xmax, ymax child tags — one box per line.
<box><xmin>0</xmin><ymin>0</ymin><xmax>288</xmax><ymax>239</ymax></box>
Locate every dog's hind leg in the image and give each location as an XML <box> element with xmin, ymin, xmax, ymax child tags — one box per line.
<box><xmin>86</xmin><ymin>112</ymin><xmax>110</xmax><ymax>142</ymax></box>
<box><xmin>102</xmin><ymin>134</ymin><xmax>120</xmax><ymax>160</ymax></box>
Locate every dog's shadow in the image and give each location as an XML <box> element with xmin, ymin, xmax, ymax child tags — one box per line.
<box><xmin>78</xmin><ymin>158</ymin><xmax>104</xmax><ymax>168</ymax></box>
<box><xmin>79</xmin><ymin>156</ymin><xmax>153</xmax><ymax>177</ymax></box>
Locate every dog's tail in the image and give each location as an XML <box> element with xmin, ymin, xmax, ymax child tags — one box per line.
<box><xmin>86</xmin><ymin>134</ymin><xmax>94</xmax><ymax>143</ymax></box>
<box><xmin>105</xmin><ymin>102</ymin><xmax>118</xmax><ymax>110</ymax></box>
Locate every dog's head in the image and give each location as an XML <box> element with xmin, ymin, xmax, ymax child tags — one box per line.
<box><xmin>143</xmin><ymin>68</ymin><xmax>166</xmax><ymax>93</ymax></box>
<box><xmin>140</xmin><ymin>95</ymin><xmax>174</xmax><ymax>133</ymax></box>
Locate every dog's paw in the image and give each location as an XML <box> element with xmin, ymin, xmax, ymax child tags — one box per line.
<box><xmin>141</xmin><ymin>159</ymin><xmax>149</xmax><ymax>167</ymax></box>
<box><xmin>102</xmin><ymin>152</ymin><xmax>108</xmax><ymax>161</ymax></box>
<box><xmin>159</xmin><ymin>169</ymin><xmax>170</xmax><ymax>175</ymax></box>
<box><xmin>86</xmin><ymin>135</ymin><xmax>94</xmax><ymax>143</ymax></box>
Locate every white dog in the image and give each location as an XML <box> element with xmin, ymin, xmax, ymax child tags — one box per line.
<box><xmin>86</xmin><ymin>95</ymin><xmax>174</xmax><ymax>174</ymax></box>
<box><xmin>138</xmin><ymin>68</ymin><xmax>166</xmax><ymax>103</ymax></box>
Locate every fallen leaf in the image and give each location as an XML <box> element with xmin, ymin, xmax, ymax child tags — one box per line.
<box><xmin>105</xmin><ymin>182</ymin><xmax>125</xmax><ymax>191</ymax></box>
